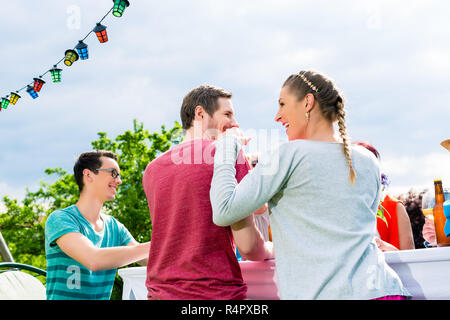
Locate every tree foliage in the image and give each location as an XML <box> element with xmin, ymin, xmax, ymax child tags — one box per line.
<box><xmin>0</xmin><ymin>120</ymin><xmax>182</xmax><ymax>298</ymax></box>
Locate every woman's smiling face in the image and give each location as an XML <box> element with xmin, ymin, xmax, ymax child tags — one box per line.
<box><xmin>275</xmin><ymin>86</ymin><xmax>308</xmax><ymax>141</ymax></box>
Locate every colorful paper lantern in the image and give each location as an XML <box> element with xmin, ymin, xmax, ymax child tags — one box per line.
<box><xmin>50</xmin><ymin>65</ymin><xmax>63</xmax><ymax>83</ymax></box>
<box><xmin>75</xmin><ymin>40</ymin><xmax>89</xmax><ymax>60</ymax></box>
<box><xmin>9</xmin><ymin>92</ymin><xmax>21</xmax><ymax>105</ymax></box>
<box><xmin>64</xmin><ymin>49</ymin><xmax>79</xmax><ymax>66</ymax></box>
<box><xmin>33</xmin><ymin>77</ymin><xmax>46</xmax><ymax>92</ymax></box>
<box><xmin>93</xmin><ymin>23</ymin><xmax>108</xmax><ymax>43</ymax></box>
<box><xmin>112</xmin><ymin>0</ymin><xmax>130</xmax><ymax>17</ymax></box>
<box><xmin>1</xmin><ymin>98</ymin><xmax>10</xmax><ymax>109</ymax></box>
<box><xmin>27</xmin><ymin>85</ymin><xmax>38</xmax><ymax>99</ymax></box>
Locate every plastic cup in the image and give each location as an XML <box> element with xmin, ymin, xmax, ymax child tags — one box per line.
<box><xmin>423</xmin><ymin>208</ymin><xmax>434</xmax><ymax>219</ymax></box>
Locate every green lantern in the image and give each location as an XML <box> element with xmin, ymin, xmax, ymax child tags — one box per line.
<box><xmin>112</xmin><ymin>0</ymin><xmax>130</xmax><ymax>17</ymax></box>
<box><xmin>1</xmin><ymin>98</ymin><xmax>10</xmax><ymax>110</ymax></box>
<box><xmin>50</xmin><ymin>65</ymin><xmax>63</xmax><ymax>83</ymax></box>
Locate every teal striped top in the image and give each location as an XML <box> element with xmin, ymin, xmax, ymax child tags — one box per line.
<box><xmin>45</xmin><ymin>205</ymin><xmax>132</xmax><ymax>300</ymax></box>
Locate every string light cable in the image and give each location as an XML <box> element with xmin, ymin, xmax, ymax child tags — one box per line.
<box><xmin>0</xmin><ymin>0</ymin><xmax>130</xmax><ymax>110</ymax></box>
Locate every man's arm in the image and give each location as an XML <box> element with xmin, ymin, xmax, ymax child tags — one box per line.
<box><xmin>253</xmin><ymin>203</ymin><xmax>268</xmax><ymax>215</ymax></box>
<box><xmin>56</xmin><ymin>232</ymin><xmax>150</xmax><ymax>271</ymax></box>
<box><xmin>231</xmin><ymin>215</ymin><xmax>274</xmax><ymax>261</ymax></box>
<box><xmin>126</xmin><ymin>238</ymin><xmax>149</xmax><ymax>266</ymax></box>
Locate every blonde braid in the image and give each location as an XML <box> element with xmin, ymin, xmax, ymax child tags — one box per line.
<box><xmin>336</xmin><ymin>101</ymin><xmax>357</xmax><ymax>185</ymax></box>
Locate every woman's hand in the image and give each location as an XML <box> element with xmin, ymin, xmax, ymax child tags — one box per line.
<box><xmin>220</xmin><ymin>127</ymin><xmax>251</xmax><ymax>146</ymax></box>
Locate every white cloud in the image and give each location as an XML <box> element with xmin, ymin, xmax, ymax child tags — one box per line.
<box><xmin>382</xmin><ymin>152</ymin><xmax>450</xmax><ymax>195</ymax></box>
<box><xmin>0</xmin><ymin>182</ymin><xmax>30</xmax><ymax>202</ymax></box>
<box><xmin>1</xmin><ymin>0</ymin><xmax>449</xmax><ymax>197</ymax></box>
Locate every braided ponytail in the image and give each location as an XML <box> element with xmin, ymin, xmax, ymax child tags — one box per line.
<box><xmin>336</xmin><ymin>99</ymin><xmax>357</xmax><ymax>184</ymax></box>
<box><xmin>283</xmin><ymin>70</ymin><xmax>357</xmax><ymax>185</ymax></box>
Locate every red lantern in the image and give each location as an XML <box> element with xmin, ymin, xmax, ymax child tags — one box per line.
<box><xmin>33</xmin><ymin>77</ymin><xmax>46</xmax><ymax>92</ymax></box>
<box><xmin>93</xmin><ymin>23</ymin><xmax>108</xmax><ymax>43</ymax></box>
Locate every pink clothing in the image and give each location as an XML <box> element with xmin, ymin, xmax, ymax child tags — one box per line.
<box><xmin>372</xmin><ymin>295</ymin><xmax>408</xmax><ymax>300</ymax></box>
<box><xmin>422</xmin><ymin>217</ymin><xmax>437</xmax><ymax>246</ymax></box>
<box><xmin>143</xmin><ymin>139</ymin><xmax>250</xmax><ymax>300</ymax></box>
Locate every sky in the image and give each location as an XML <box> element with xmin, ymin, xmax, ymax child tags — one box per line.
<box><xmin>0</xmin><ymin>0</ymin><xmax>449</xmax><ymax>205</ymax></box>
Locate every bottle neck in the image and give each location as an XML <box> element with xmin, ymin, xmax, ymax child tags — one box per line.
<box><xmin>435</xmin><ymin>182</ymin><xmax>444</xmax><ymax>205</ymax></box>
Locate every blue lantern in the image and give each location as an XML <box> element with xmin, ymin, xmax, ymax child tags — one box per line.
<box><xmin>75</xmin><ymin>40</ymin><xmax>89</xmax><ymax>60</ymax></box>
<box><xmin>27</xmin><ymin>85</ymin><xmax>38</xmax><ymax>99</ymax></box>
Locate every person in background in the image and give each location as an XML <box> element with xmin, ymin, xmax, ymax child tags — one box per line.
<box><xmin>354</xmin><ymin>142</ymin><xmax>415</xmax><ymax>252</ymax></box>
<box><xmin>399</xmin><ymin>190</ymin><xmax>427</xmax><ymax>249</ymax></box>
<box><xmin>210</xmin><ymin>69</ymin><xmax>410</xmax><ymax>300</ymax></box>
<box><xmin>45</xmin><ymin>151</ymin><xmax>149</xmax><ymax>300</ymax></box>
<box><xmin>142</xmin><ymin>85</ymin><xmax>273</xmax><ymax>300</ymax></box>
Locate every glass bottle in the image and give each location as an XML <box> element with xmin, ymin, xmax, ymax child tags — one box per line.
<box><xmin>433</xmin><ymin>180</ymin><xmax>450</xmax><ymax>247</ymax></box>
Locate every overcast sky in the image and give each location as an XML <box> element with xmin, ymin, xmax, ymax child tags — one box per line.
<box><xmin>0</xmin><ymin>0</ymin><xmax>449</xmax><ymax>203</ymax></box>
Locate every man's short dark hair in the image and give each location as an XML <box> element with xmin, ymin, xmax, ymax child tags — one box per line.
<box><xmin>180</xmin><ymin>85</ymin><xmax>232</xmax><ymax>130</ymax></box>
<box><xmin>73</xmin><ymin>150</ymin><xmax>118</xmax><ymax>193</ymax></box>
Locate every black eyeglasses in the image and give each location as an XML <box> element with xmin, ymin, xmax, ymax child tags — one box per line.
<box><xmin>96</xmin><ymin>168</ymin><xmax>122</xmax><ymax>179</ymax></box>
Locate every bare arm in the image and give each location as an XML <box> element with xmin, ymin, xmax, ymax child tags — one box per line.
<box><xmin>127</xmin><ymin>239</ymin><xmax>149</xmax><ymax>266</ymax></box>
<box><xmin>253</xmin><ymin>203</ymin><xmax>268</xmax><ymax>215</ymax></box>
<box><xmin>231</xmin><ymin>215</ymin><xmax>274</xmax><ymax>261</ymax></box>
<box><xmin>374</xmin><ymin>236</ymin><xmax>398</xmax><ymax>252</ymax></box>
<box><xmin>397</xmin><ymin>202</ymin><xmax>415</xmax><ymax>250</ymax></box>
<box><xmin>56</xmin><ymin>232</ymin><xmax>150</xmax><ymax>271</ymax></box>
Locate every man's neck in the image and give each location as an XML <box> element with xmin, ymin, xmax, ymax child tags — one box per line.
<box><xmin>183</xmin><ymin>127</ymin><xmax>211</xmax><ymax>143</ymax></box>
<box><xmin>75</xmin><ymin>192</ymin><xmax>104</xmax><ymax>224</ymax></box>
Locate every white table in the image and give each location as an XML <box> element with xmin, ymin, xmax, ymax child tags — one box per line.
<box><xmin>384</xmin><ymin>246</ymin><xmax>450</xmax><ymax>299</ymax></box>
<box><xmin>118</xmin><ymin>247</ymin><xmax>450</xmax><ymax>300</ymax></box>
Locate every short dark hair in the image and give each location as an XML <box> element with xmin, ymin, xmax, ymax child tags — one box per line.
<box><xmin>180</xmin><ymin>85</ymin><xmax>232</xmax><ymax>130</ymax></box>
<box><xmin>73</xmin><ymin>150</ymin><xmax>118</xmax><ymax>193</ymax></box>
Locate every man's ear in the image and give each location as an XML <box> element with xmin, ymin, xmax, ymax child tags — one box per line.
<box><xmin>194</xmin><ymin>105</ymin><xmax>205</xmax><ymax>121</ymax></box>
<box><xmin>83</xmin><ymin>169</ymin><xmax>93</xmax><ymax>183</ymax></box>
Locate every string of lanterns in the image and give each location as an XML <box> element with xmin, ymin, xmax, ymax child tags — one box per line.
<box><xmin>0</xmin><ymin>0</ymin><xmax>130</xmax><ymax>112</ymax></box>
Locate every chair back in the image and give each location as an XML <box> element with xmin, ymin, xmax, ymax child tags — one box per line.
<box><xmin>0</xmin><ymin>270</ymin><xmax>46</xmax><ymax>300</ymax></box>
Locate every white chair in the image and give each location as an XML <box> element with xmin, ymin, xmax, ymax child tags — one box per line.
<box><xmin>0</xmin><ymin>262</ymin><xmax>46</xmax><ymax>300</ymax></box>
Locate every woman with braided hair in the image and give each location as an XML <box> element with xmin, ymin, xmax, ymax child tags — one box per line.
<box><xmin>209</xmin><ymin>70</ymin><xmax>410</xmax><ymax>300</ymax></box>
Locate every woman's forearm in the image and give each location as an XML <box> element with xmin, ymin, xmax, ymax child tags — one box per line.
<box><xmin>211</xmin><ymin>136</ymin><xmax>265</xmax><ymax>226</ymax></box>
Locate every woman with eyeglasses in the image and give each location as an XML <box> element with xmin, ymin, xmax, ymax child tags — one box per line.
<box><xmin>210</xmin><ymin>70</ymin><xmax>410</xmax><ymax>300</ymax></box>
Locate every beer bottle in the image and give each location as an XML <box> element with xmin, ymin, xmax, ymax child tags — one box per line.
<box><xmin>433</xmin><ymin>180</ymin><xmax>450</xmax><ymax>247</ymax></box>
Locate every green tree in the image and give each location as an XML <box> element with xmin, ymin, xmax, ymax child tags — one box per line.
<box><xmin>0</xmin><ymin>120</ymin><xmax>182</xmax><ymax>299</ymax></box>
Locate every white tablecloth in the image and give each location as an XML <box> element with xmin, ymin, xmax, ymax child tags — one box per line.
<box><xmin>118</xmin><ymin>247</ymin><xmax>450</xmax><ymax>300</ymax></box>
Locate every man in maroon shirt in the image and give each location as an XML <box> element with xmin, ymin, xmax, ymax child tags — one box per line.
<box><xmin>142</xmin><ymin>85</ymin><xmax>273</xmax><ymax>300</ymax></box>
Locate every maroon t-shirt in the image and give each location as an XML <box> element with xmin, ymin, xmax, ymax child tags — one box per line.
<box><xmin>143</xmin><ymin>139</ymin><xmax>250</xmax><ymax>300</ymax></box>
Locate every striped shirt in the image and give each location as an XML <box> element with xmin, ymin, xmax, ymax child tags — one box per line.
<box><xmin>45</xmin><ymin>205</ymin><xmax>132</xmax><ymax>300</ymax></box>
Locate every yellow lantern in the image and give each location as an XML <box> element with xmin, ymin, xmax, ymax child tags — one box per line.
<box><xmin>64</xmin><ymin>49</ymin><xmax>79</xmax><ymax>66</ymax></box>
